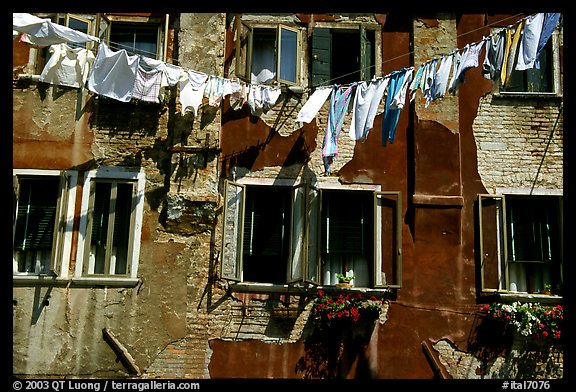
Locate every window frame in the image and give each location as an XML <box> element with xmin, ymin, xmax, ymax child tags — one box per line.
<box><xmin>64</xmin><ymin>14</ymin><xmax>95</xmax><ymax>50</ymax></box>
<box><xmin>310</xmin><ymin>23</ymin><xmax>382</xmax><ymax>87</ymax></box>
<box><xmin>477</xmin><ymin>192</ymin><xmax>563</xmax><ymax>296</ymax></box>
<box><xmin>234</xmin><ymin>19</ymin><xmax>302</xmax><ymax>86</ymax></box>
<box><xmin>101</xmin><ymin>14</ymin><xmax>168</xmax><ymax>61</ymax></box>
<box><xmin>75</xmin><ymin>167</ymin><xmax>145</xmax><ymax>281</ymax></box>
<box><xmin>497</xmin><ymin>27</ymin><xmax>562</xmax><ymax>97</ymax></box>
<box><xmin>12</xmin><ymin>169</ymin><xmax>77</xmax><ymax>278</ymax></box>
<box><xmin>220</xmin><ymin>178</ymin><xmax>402</xmax><ymax>291</ymax></box>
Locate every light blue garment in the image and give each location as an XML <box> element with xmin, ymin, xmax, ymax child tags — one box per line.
<box><xmin>534</xmin><ymin>13</ymin><xmax>561</xmax><ymax>69</ymax></box>
<box><xmin>349</xmin><ymin>79</ymin><xmax>387</xmax><ymax>141</ymax></box>
<box><xmin>322</xmin><ymin>85</ymin><xmax>354</xmax><ymax>173</ymax></box>
<box><xmin>382</xmin><ymin>69</ymin><xmax>407</xmax><ymax>146</ymax></box>
<box><xmin>409</xmin><ymin>65</ymin><xmax>425</xmax><ymax>101</ymax></box>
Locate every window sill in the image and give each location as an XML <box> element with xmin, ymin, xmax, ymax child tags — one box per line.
<box><xmin>230</xmin><ymin>282</ymin><xmax>390</xmax><ymax>296</ymax></box>
<box><xmin>493</xmin><ymin>91</ymin><xmax>563</xmax><ymax>100</ymax></box>
<box><xmin>483</xmin><ymin>292</ymin><xmax>563</xmax><ymax>305</ymax></box>
<box><xmin>13</xmin><ymin>275</ymin><xmax>140</xmax><ymax>288</ymax></box>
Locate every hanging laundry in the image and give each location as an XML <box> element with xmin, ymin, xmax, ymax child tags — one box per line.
<box><xmin>247</xmin><ymin>85</ymin><xmax>281</xmax><ymax>116</ymax></box>
<box><xmin>516</xmin><ymin>13</ymin><xmax>545</xmax><ymax>71</ymax></box>
<box><xmin>247</xmin><ymin>84</ymin><xmax>262</xmax><ymax>116</ymax></box>
<box><xmin>295</xmin><ymin>86</ymin><xmax>333</xmax><ymax>124</ymax></box>
<box><xmin>349</xmin><ymin>79</ymin><xmax>387</xmax><ymax>141</ymax></box>
<box><xmin>179</xmin><ymin>69</ymin><xmax>208</xmax><ymax>116</ymax></box>
<box><xmin>39</xmin><ymin>43</ymin><xmax>95</xmax><ymax>88</ymax></box>
<box><xmin>322</xmin><ymin>85</ymin><xmax>354</xmax><ymax>174</ymax></box>
<box><xmin>162</xmin><ymin>63</ymin><xmax>185</xmax><ymax>87</ymax></box>
<box><xmin>87</xmin><ymin>42</ymin><xmax>139</xmax><ymax>102</ymax></box>
<box><xmin>204</xmin><ymin>76</ymin><xmax>226</xmax><ymax>107</ymax></box>
<box><xmin>432</xmin><ymin>53</ymin><xmax>453</xmax><ymax>100</ymax></box>
<box><xmin>382</xmin><ymin>69</ymin><xmax>407</xmax><ymax>146</ymax></box>
<box><xmin>132</xmin><ymin>56</ymin><xmax>164</xmax><ymax>103</ymax></box>
<box><xmin>501</xmin><ymin>21</ymin><xmax>523</xmax><ymax>86</ymax></box>
<box><xmin>391</xmin><ymin>68</ymin><xmax>413</xmax><ymax>110</ymax></box>
<box><xmin>448</xmin><ymin>40</ymin><xmax>484</xmax><ymax>94</ymax></box>
<box><xmin>534</xmin><ymin>13</ymin><xmax>561</xmax><ymax>69</ymax></box>
<box><xmin>409</xmin><ymin>64</ymin><xmax>425</xmax><ymax>102</ymax></box>
<box><xmin>418</xmin><ymin>61</ymin><xmax>431</xmax><ymax>97</ymax></box>
<box><xmin>423</xmin><ymin>59</ymin><xmax>438</xmax><ymax>107</ymax></box>
<box><xmin>482</xmin><ymin>30</ymin><xmax>506</xmax><ymax>81</ymax></box>
<box><xmin>13</xmin><ymin>13</ymin><xmax>99</xmax><ymax>47</ymax></box>
<box><xmin>229</xmin><ymin>80</ymin><xmax>247</xmax><ymax>111</ymax></box>
<box><xmin>261</xmin><ymin>86</ymin><xmax>282</xmax><ymax>113</ymax></box>
<box><xmin>447</xmin><ymin>50</ymin><xmax>461</xmax><ymax>95</ymax></box>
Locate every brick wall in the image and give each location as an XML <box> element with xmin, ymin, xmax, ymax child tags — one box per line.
<box><xmin>473</xmin><ymin>95</ymin><xmax>563</xmax><ymax>193</ymax></box>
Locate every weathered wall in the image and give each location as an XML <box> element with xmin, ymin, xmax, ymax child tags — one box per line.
<box><xmin>13</xmin><ymin>12</ymin><xmax>563</xmax><ymax>380</ymax></box>
<box><xmin>12</xmin><ymin>13</ymin><xmax>227</xmax><ymax>378</ymax></box>
<box><xmin>473</xmin><ymin>96</ymin><xmax>563</xmax><ymax>193</ymax></box>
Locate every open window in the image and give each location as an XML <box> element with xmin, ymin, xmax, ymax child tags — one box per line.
<box><xmin>13</xmin><ymin>170</ymin><xmax>77</xmax><ymax>277</ymax></box>
<box><xmin>478</xmin><ymin>194</ymin><xmax>563</xmax><ymax>295</ymax></box>
<box><xmin>235</xmin><ymin>19</ymin><xmax>302</xmax><ymax>85</ymax></box>
<box><xmin>100</xmin><ymin>13</ymin><xmax>168</xmax><ymax>60</ymax></box>
<box><xmin>63</xmin><ymin>14</ymin><xmax>94</xmax><ymax>49</ymax></box>
<box><xmin>310</xmin><ymin>26</ymin><xmax>376</xmax><ymax>87</ymax></box>
<box><xmin>220</xmin><ymin>179</ymin><xmax>402</xmax><ymax>289</ymax></box>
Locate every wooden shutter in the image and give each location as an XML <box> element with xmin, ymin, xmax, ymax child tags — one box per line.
<box><xmin>374</xmin><ymin>191</ymin><xmax>402</xmax><ymax>288</ymax></box>
<box><xmin>220</xmin><ymin>180</ymin><xmax>245</xmax><ymax>281</ymax></box>
<box><xmin>235</xmin><ymin>19</ymin><xmax>253</xmax><ymax>82</ymax></box>
<box><xmin>311</xmin><ymin>28</ymin><xmax>331</xmax><ymax>87</ymax></box>
<box><xmin>478</xmin><ymin>194</ymin><xmax>508</xmax><ymax>292</ymax></box>
<box><xmin>306</xmin><ymin>185</ymin><xmax>321</xmax><ymax>284</ymax></box>
<box><xmin>289</xmin><ymin>184</ymin><xmax>305</xmax><ymax>282</ymax></box>
<box><xmin>359</xmin><ymin>26</ymin><xmax>373</xmax><ymax>81</ymax></box>
<box><xmin>13</xmin><ymin>177</ymin><xmax>59</xmax><ymax>251</ymax></box>
<box><xmin>289</xmin><ymin>184</ymin><xmax>321</xmax><ymax>284</ymax></box>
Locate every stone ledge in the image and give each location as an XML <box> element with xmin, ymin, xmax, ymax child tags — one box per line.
<box><xmin>412</xmin><ymin>194</ymin><xmax>464</xmax><ymax>207</ymax></box>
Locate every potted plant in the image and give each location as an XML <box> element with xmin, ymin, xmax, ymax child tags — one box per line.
<box><xmin>336</xmin><ymin>273</ymin><xmax>354</xmax><ymax>287</ymax></box>
<box><xmin>541</xmin><ymin>284</ymin><xmax>552</xmax><ymax>295</ymax></box>
<box><xmin>310</xmin><ymin>290</ymin><xmax>384</xmax><ymax>329</ymax></box>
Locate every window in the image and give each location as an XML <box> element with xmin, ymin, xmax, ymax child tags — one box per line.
<box><xmin>502</xmin><ymin>39</ymin><xmax>555</xmax><ymax>93</ymax></box>
<box><xmin>498</xmin><ymin>23</ymin><xmax>562</xmax><ymax>95</ymax></box>
<box><xmin>75</xmin><ymin>168</ymin><xmax>145</xmax><ymax>279</ymax></box>
<box><xmin>235</xmin><ymin>20</ymin><xmax>301</xmax><ymax>85</ymax></box>
<box><xmin>109</xmin><ymin>22</ymin><xmax>160</xmax><ymax>58</ymax></box>
<box><xmin>478</xmin><ymin>194</ymin><xmax>563</xmax><ymax>294</ymax></box>
<box><xmin>63</xmin><ymin>14</ymin><xmax>94</xmax><ymax>49</ymax></box>
<box><xmin>13</xmin><ymin>170</ymin><xmax>77</xmax><ymax>276</ymax></box>
<box><xmin>100</xmin><ymin>14</ymin><xmax>168</xmax><ymax>61</ymax></box>
<box><xmin>310</xmin><ymin>26</ymin><xmax>376</xmax><ymax>86</ymax></box>
<box><xmin>242</xmin><ymin>186</ymin><xmax>292</xmax><ymax>284</ymax></box>
<box><xmin>220</xmin><ymin>179</ymin><xmax>402</xmax><ymax>289</ymax></box>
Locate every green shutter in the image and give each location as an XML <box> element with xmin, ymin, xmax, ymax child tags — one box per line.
<box><xmin>14</xmin><ymin>178</ymin><xmax>59</xmax><ymax>251</ymax></box>
<box><xmin>359</xmin><ymin>26</ymin><xmax>373</xmax><ymax>81</ymax></box>
<box><xmin>311</xmin><ymin>28</ymin><xmax>331</xmax><ymax>87</ymax></box>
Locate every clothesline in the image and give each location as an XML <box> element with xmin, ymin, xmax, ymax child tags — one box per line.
<box><xmin>13</xmin><ymin>12</ymin><xmax>562</xmax><ymax>176</ymax></box>
<box><xmin>310</xmin><ymin>13</ymin><xmax>529</xmax><ymax>89</ymax></box>
<box><xmin>305</xmin><ymin>12</ymin><xmax>561</xmax><ymax>174</ymax></box>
